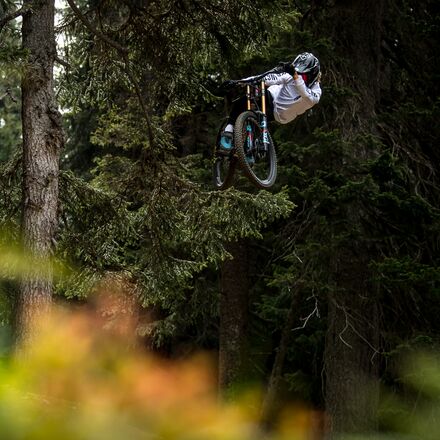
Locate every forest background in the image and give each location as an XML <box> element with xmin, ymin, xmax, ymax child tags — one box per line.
<box><xmin>0</xmin><ymin>0</ymin><xmax>439</xmax><ymax>439</ymax></box>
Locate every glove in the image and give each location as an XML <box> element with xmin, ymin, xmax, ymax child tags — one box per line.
<box><xmin>276</xmin><ymin>61</ymin><xmax>296</xmax><ymax>76</ymax></box>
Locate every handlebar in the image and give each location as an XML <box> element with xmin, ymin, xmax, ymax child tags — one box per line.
<box><xmin>234</xmin><ymin>66</ymin><xmax>283</xmax><ymax>86</ymax></box>
<box><xmin>217</xmin><ymin>64</ymin><xmax>289</xmax><ymax>96</ymax></box>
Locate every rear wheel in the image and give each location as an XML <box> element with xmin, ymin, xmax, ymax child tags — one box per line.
<box><xmin>234</xmin><ymin>111</ymin><xmax>277</xmax><ymax>189</ymax></box>
<box><xmin>212</xmin><ymin>121</ymin><xmax>236</xmax><ymax>190</ymax></box>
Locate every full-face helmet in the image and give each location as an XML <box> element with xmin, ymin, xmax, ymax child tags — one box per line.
<box><xmin>293</xmin><ymin>52</ymin><xmax>320</xmax><ymax>87</ymax></box>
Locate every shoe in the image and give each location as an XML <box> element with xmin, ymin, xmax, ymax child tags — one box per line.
<box><xmin>219</xmin><ymin>131</ymin><xmax>233</xmax><ymax>151</ymax></box>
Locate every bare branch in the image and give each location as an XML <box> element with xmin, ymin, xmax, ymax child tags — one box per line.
<box><xmin>54</xmin><ymin>55</ymin><xmax>70</xmax><ymax>69</ymax></box>
<box><xmin>338</xmin><ymin>310</ymin><xmax>353</xmax><ymax>349</ymax></box>
<box><xmin>332</xmin><ymin>299</ymin><xmax>381</xmax><ymax>358</ymax></box>
<box><xmin>0</xmin><ymin>88</ymin><xmax>18</xmax><ymax>103</ymax></box>
<box><xmin>291</xmin><ymin>295</ymin><xmax>320</xmax><ymax>332</ymax></box>
<box><xmin>0</xmin><ymin>3</ymin><xmax>32</xmax><ymax>33</ymax></box>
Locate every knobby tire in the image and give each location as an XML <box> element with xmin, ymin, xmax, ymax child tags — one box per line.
<box><xmin>234</xmin><ymin>111</ymin><xmax>277</xmax><ymax>189</ymax></box>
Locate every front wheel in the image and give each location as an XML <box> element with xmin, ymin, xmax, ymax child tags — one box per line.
<box><xmin>234</xmin><ymin>111</ymin><xmax>277</xmax><ymax>189</ymax></box>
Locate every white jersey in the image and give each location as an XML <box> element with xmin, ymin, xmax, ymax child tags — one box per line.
<box><xmin>263</xmin><ymin>72</ymin><xmax>321</xmax><ymax>124</ymax></box>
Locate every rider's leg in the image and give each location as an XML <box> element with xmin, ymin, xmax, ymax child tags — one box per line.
<box><xmin>266</xmin><ymin>89</ymin><xmax>275</xmax><ymax>122</ymax></box>
<box><xmin>227</xmin><ymin>95</ymin><xmax>249</xmax><ymax>127</ymax></box>
<box><xmin>220</xmin><ymin>93</ymin><xmax>275</xmax><ymax>150</ymax></box>
<box><xmin>220</xmin><ymin>96</ymin><xmax>248</xmax><ymax>150</ymax></box>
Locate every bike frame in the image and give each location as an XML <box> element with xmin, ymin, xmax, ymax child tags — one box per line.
<box><xmin>244</xmin><ymin>78</ymin><xmax>271</xmax><ymax>151</ymax></box>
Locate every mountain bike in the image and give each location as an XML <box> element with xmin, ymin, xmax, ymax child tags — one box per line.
<box><xmin>212</xmin><ymin>67</ymin><xmax>279</xmax><ymax>190</ymax></box>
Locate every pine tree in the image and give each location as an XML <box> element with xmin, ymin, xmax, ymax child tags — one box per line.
<box><xmin>16</xmin><ymin>0</ymin><xmax>64</xmax><ymax>344</ymax></box>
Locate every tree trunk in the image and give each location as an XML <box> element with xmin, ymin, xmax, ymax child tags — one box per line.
<box><xmin>321</xmin><ymin>0</ymin><xmax>385</xmax><ymax>434</ymax></box>
<box><xmin>218</xmin><ymin>239</ymin><xmax>250</xmax><ymax>397</ymax></box>
<box><xmin>261</xmin><ymin>288</ymin><xmax>299</xmax><ymax>427</ymax></box>
<box><xmin>324</xmin><ymin>267</ymin><xmax>380</xmax><ymax>434</ymax></box>
<box><xmin>16</xmin><ymin>0</ymin><xmax>63</xmax><ymax>344</ymax></box>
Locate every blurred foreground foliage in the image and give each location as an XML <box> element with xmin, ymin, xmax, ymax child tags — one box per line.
<box><xmin>0</xmin><ymin>299</ymin><xmax>318</xmax><ymax>440</ymax></box>
<box><xmin>1</xmin><ymin>292</ymin><xmax>440</xmax><ymax>439</ymax></box>
<box><xmin>377</xmin><ymin>353</ymin><xmax>440</xmax><ymax>440</ymax></box>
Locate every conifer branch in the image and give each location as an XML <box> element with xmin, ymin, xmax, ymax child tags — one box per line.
<box><xmin>122</xmin><ymin>66</ymin><xmax>156</xmax><ymax>152</ymax></box>
<box><xmin>65</xmin><ymin>0</ymin><xmax>155</xmax><ymax>150</ymax></box>
<box><xmin>64</xmin><ymin>0</ymin><xmax>128</xmax><ymax>54</ymax></box>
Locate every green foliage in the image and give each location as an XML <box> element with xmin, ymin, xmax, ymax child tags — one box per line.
<box><xmin>57</xmin><ymin>164</ymin><xmax>293</xmax><ymax>343</ymax></box>
<box><xmin>0</xmin><ymin>28</ymin><xmax>21</xmax><ymax>162</ymax></box>
<box><xmin>246</xmin><ymin>11</ymin><xmax>440</xmax><ymax>404</ymax></box>
<box><xmin>371</xmin><ymin>352</ymin><xmax>440</xmax><ymax>440</ymax></box>
<box><xmin>58</xmin><ymin>0</ymin><xmax>292</xmax><ymax>112</ymax></box>
<box><xmin>48</xmin><ymin>0</ymin><xmax>299</xmax><ymax>349</ymax></box>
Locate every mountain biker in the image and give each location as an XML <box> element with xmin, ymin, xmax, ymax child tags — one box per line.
<box><xmin>219</xmin><ymin>52</ymin><xmax>322</xmax><ymax>151</ymax></box>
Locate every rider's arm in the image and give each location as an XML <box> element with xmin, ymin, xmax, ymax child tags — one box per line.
<box><xmin>294</xmin><ymin>76</ymin><xmax>322</xmax><ymax>105</ymax></box>
<box><xmin>263</xmin><ymin>72</ymin><xmax>292</xmax><ymax>86</ymax></box>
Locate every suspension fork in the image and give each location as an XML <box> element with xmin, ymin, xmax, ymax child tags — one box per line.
<box><xmin>260</xmin><ymin>80</ymin><xmax>269</xmax><ymax>151</ymax></box>
<box><xmin>245</xmin><ymin>82</ymin><xmax>269</xmax><ymax>153</ymax></box>
<box><xmin>245</xmin><ymin>85</ymin><xmax>253</xmax><ymax>151</ymax></box>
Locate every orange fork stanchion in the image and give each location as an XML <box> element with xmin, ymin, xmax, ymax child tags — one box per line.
<box><xmin>246</xmin><ymin>85</ymin><xmax>251</xmax><ymax>110</ymax></box>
